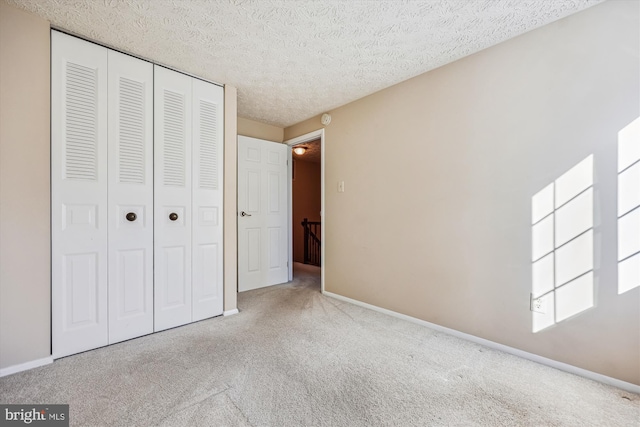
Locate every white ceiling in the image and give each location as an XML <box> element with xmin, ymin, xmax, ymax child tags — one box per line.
<box><xmin>10</xmin><ymin>0</ymin><xmax>603</xmax><ymax>128</ymax></box>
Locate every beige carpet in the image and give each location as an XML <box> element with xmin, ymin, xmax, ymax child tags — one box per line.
<box><xmin>1</xmin><ymin>263</ymin><xmax>638</xmax><ymax>426</ymax></box>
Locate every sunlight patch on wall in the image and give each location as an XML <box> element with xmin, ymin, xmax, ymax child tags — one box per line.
<box><xmin>618</xmin><ymin>117</ymin><xmax>640</xmax><ymax>295</ymax></box>
<box><xmin>531</xmin><ymin>156</ymin><xmax>594</xmax><ymax>333</ymax></box>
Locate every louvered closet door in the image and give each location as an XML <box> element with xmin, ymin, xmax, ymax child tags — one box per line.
<box><xmin>154</xmin><ymin>66</ymin><xmax>193</xmax><ymax>332</ymax></box>
<box><xmin>107</xmin><ymin>51</ymin><xmax>154</xmax><ymax>343</ymax></box>
<box><xmin>51</xmin><ymin>31</ymin><xmax>108</xmax><ymax>358</ymax></box>
<box><xmin>192</xmin><ymin>80</ymin><xmax>224</xmax><ymax>321</ymax></box>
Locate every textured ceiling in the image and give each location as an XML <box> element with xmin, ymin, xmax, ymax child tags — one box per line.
<box><xmin>9</xmin><ymin>0</ymin><xmax>603</xmax><ymax>127</ymax></box>
<box><xmin>293</xmin><ymin>139</ymin><xmax>321</xmax><ymax>164</ymax></box>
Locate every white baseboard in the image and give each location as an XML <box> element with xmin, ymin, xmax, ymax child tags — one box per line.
<box><xmin>223</xmin><ymin>308</ymin><xmax>239</xmax><ymax>316</ymax></box>
<box><xmin>323</xmin><ymin>291</ymin><xmax>640</xmax><ymax>395</ymax></box>
<box><xmin>0</xmin><ymin>356</ymin><xmax>53</xmax><ymax>378</ymax></box>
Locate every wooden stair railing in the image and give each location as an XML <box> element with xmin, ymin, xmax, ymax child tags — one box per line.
<box><xmin>301</xmin><ymin>218</ymin><xmax>321</xmax><ymax>266</ymax></box>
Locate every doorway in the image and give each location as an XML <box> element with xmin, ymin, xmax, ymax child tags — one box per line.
<box><xmin>286</xmin><ymin>130</ymin><xmax>325</xmax><ymax>292</ymax></box>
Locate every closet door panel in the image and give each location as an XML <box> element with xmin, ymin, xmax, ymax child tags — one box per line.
<box><xmin>154</xmin><ymin>66</ymin><xmax>193</xmax><ymax>331</ymax></box>
<box><xmin>192</xmin><ymin>79</ymin><xmax>224</xmax><ymax>321</ymax></box>
<box><xmin>51</xmin><ymin>31</ymin><xmax>108</xmax><ymax>358</ymax></box>
<box><xmin>107</xmin><ymin>50</ymin><xmax>154</xmax><ymax>344</ymax></box>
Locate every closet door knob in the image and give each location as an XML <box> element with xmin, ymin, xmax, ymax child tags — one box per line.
<box><xmin>126</xmin><ymin>212</ymin><xmax>137</xmax><ymax>222</ymax></box>
<box><xmin>169</xmin><ymin>212</ymin><xmax>178</xmax><ymax>221</ymax></box>
<box><xmin>240</xmin><ymin>211</ymin><xmax>252</xmax><ymax>217</ymax></box>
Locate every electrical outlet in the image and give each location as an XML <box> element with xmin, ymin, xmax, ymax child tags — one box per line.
<box><xmin>530</xmin><ymin>294</ymin><xmax>546</xmax><ymax>314</ymax></box>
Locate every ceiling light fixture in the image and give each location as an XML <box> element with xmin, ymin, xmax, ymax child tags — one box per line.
<box><xmin>293</xmin><ymin>146</ymin><xmax>307</xmax><ymax>155</ymax></box>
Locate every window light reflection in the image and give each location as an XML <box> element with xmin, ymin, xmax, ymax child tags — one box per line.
<box><xmin>618</xmin><ymin>117</ymin><xmax>640</xmax><ymax>294</ymax></box>
<box><xmin>531</xmin><ymin>155</ymin><xmax>594</xmax><ymax>333</ymax></box>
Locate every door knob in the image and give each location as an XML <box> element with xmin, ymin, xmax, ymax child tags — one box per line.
<box><xmin>240</xmin><ymin>211</ymin><xmax>252</xmax><ymax>217</ymax></box>
<box><xmin>126</xmin><ymin>212</ymin><xmax>137</xmax><ymax>222</ymax></box>
<box><xmin>169</xmin><ymin>212</ymin><xmax>178</xmax><ymax>221</ymax></box>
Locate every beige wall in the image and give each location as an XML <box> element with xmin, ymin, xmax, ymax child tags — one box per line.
<box><xmin>284</xmin><ymin>116</ymin><xmax>322</xmax><ymax>142</ymax></box>
<box><xmin>285</xmin><ymin>0</ymin><xmax>640</xmax><ymax>385</ymax></box>
<box><xmin>224</xmin><ymin>86</ymin><xmax>239</xmax><ymax>312</ymax></box>
<box><xmin>238</xmin><ymin>117</ymin><xmax>284</xmax><ymax>142</ymax></box>
<box><xmin>293</xmin><ymin>159</ymin><xmax>321</xmax><ymax>263</ymax></box>
<box><xmin>0</xmin><ymin>1</ymin><xmax>51</xmax><ymax>370</ymax></box>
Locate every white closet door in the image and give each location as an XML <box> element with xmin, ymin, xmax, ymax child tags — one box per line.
<box><xmin>51</xmin><ymin>31</ymin><xmax>108</xmax><ymax>358</ymax></box>
<box><xmin>154</xmin><ymin>66</ymin><xmax>193</xmax><ymax>332</ymax></box>
<box><xmin>192</xmin><ymin>79</ymin><xmax>224</xmax><ymax>321</ymax></box>
<box><xmin>107</xmin><ymin>51</ymin><xmax>154</xmax><ymax>343</ymax></box>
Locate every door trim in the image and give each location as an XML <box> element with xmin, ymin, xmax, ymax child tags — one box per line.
<box><xmin>285</xmin><ymin>129</ymin><xmax>325</xmax><ymax>293</ymax></box>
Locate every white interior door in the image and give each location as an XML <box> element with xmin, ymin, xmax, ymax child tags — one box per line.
<box><xmin>191</xmin><ymin>79</ymin><xmax>224</xmax><ymax>321</ymax></box>
<box><xmin>238</xmin><ymin>136</ymin><xmax>289</xmax><ymax>292</ymax></box>
<box><xmin>51</xmin><ymin>31</ymin><xmax>109</xmax><ymax>357</ymax></box>
<box><xmin>154</xmin><ymin>66</ymin><xmax>193</xmax><ymax>331</ymax></box>
<box><xmin>107</xmin><ymin>50</ymin><xmax>154</xmax><ymax>343</ymax></box>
